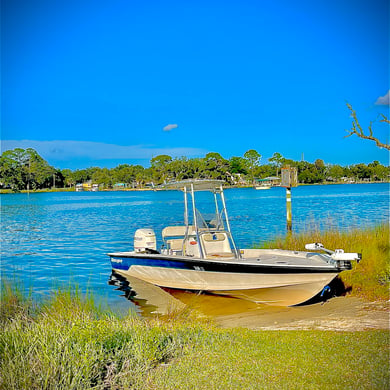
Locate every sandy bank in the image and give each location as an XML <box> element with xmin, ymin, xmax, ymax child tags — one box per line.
<box><xmin>213</xmin><ymin>297</ymin><xmax>389</xmax><ymax>331</ymax></box>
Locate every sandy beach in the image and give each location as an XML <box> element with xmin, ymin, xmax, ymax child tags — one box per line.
<box><xmin>213</xmin><ymin>297</ymin><xmax>389</xmax><ymax>331</ymax></box>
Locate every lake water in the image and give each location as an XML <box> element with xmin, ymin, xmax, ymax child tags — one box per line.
<box><xmin>1</xmin><ymin>183</ymin><xmax>389</xmax><ymax>315</ymax></box>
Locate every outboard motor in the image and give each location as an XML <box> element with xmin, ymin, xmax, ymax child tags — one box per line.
<box><xmin>134</xmin><ymin>229</ymin><xmax>156</xmax><ymax>253</ymax></box>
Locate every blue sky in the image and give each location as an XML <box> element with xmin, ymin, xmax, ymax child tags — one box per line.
<box><xmin>1</xmin><ymin>0</ymin><xmax>389</xmax><ymax>170</ymax></box>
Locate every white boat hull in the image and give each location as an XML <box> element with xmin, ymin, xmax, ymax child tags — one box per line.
<box><xmin>116</xmin><ymin>265</ymin><xmax>337</xmax><ymax>306</ymax></box>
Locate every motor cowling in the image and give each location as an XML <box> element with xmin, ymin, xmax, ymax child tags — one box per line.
<box><xmin>134</xmin><ymin>229</ymin><xmax>156</xmax><ymax>253</ymax></box>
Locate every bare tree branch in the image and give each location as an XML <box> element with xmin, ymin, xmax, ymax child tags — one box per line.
<box><xmin>345</xmin><ymin>103</ymin><xmax>390</xmax><ymax>151</ymax></box>
<box><xmin>380</xmin><ymin>114</ymin><xmax>390</xmax><ymax>125</ymax></box>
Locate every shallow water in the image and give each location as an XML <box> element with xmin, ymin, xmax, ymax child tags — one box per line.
<box><xmin>1</xmin><ymin>183</ymin><xmax>388</xmax><ymax>315</ymax></box>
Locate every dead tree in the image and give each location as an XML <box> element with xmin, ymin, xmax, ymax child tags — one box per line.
<box><xmin>345</xmin><ymin>103</ymin><xmax>390</xmax><ymax>151</ymax></box>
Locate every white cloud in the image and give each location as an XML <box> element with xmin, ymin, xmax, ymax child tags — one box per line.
<box><xmin>163</xmin><ymin>124</ymin><xmax>178</xmax><ymax>131</ymax></box>
<box><xmin>0</xmin><ymin>140</ymin><xmax>206</xmax><ymax>161</ymax></box>
<box><xmin>375</xmin><ymin>90</ymin><xmax>390</xmax><ymax>106</ymax></box>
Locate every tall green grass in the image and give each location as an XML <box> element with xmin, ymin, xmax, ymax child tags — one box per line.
<box><xmin>1</xmin><ymin>284</ymin><xmax>389</xmax><ymax>389</ymax></box>
<box><xmin>0</xmin><ymin>285</ymin><xmax>210</xmax><ymax>389</ymax></box>
<box><xmin>260</xmin><ymin>223</ymin><xmax>390</xmax><ymax>300</ymax></box>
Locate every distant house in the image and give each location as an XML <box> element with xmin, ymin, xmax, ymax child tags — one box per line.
<box><xmin>113</xmin><ymin>183</ymin><xmax>128</xmax><ymax>189</ymax></box>
<box><xmin>82</xmin><ymin>181</ymin><xmax>92</xmax><ymax>190</ymax></box>
<box><xmin>76</xmin><ymin>181</ymin><xmax>99</xmax><ymax>191</ymax></box>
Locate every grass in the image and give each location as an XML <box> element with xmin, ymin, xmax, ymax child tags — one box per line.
<box><xmin>259</xmin><ymin>223</ymin><xmax>390</xmax><ymax>301</ymax></box>
<box><xmin>1</xmin><ymin>224</ymin><xmax>389</xmax><ymax>389</ymax></box>
<box><xmin>0</xmin><ymin>285</ymin><xmax>214</xmax><ymax>389</ymax></box>
<box><xmin>1</xmin><ymin>284</ymin><xmax>389</xmax><ymax>389</ymax></box>
<box><xmin>149</xmin><ymin>330</ymin><xmax>389</xmax><ymax>390</ymax></box>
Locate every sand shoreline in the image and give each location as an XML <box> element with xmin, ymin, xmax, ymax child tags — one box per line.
<box><xmin>213</xmin><ymin>297</ymin><xmax>389</xmax><ymax>331</ymax></box>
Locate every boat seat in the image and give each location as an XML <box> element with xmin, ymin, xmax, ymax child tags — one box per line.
<box><xmin>166</xmin><ymin>238</ymin><xmax>184</xmax><ymax>251</ymax></box>
<box><xmin>162</xmin><ymin>225</ymin><xmax>194</xmax><ymax>239</ymax></box>
<box><xmin>163</xmin><ymin>226</ymin><xmax>195</xmax><ymax>254</ymax></box>
<box><xmin>200</xmin><ymin>232</ymin><xmax>234</xmax><ymax>258</ymax></box>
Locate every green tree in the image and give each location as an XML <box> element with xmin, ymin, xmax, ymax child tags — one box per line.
<box><xmin>268</xmin><ymin>152</ymin><xmax>284</xmax><ymax>177</ymax></box>
<box><xmin>112</xmin><ymin>164</ymin><xmax>140</xmax><ymax>186</ymax></box>
<box><xmin>150</xmin><ymin>155</ymin><xmax>173</xmax><ymax>184</ymax></box>
<box><xmin>255</xmin><ymin>164</ymin><xmax>275</xmax><ymax>179</ymax></box>
<box><xmin>201</xmin><ymin>153</ymin><xmax>229</xmax><ymax>180</ymax></box>
<box><xmin>243</xmin><ymin>149</ymin><xmax>261</xmax><ymax>184</ymax></box>
<box><xmin>72</xmin><ymin>168</ymin><xmax>95</xmax><ymax>184</ymax></box>
<box><xmin>368</xmin><ymin>161</ymin><xmax>388</xmax><ymax>181</ymax></box>
<box><xmin>29</xmin><ymin>151</ymin><xmax>56</xmax><ymax>189</ymax></box>
<box><xmin>0</xmin><ymin>150</ymin><xmax>25</xmax><ymax>190</ymax></box>
<box><xmin>185</xmin><ymin>158</ymin><xmax>204</xmax><ymax>179</ymax></box>
<box><xmin>297</xmin><ymin>161</ymin><xmax>319</xmax><ymax>184</ymax></box>
<box><xmin>168</xmin><ymin>157</ymin><xmax>196</xmax><ymax>181</ymax></box>
<box><xmin>61</xmin><ymin>169</ymin><xmax>76</xmax><ymax>187</ymax></box>
<box><xmin>92</xmin><ymin>168</ymin><xmax>113</xmax><ymax>187</ymax></box>
<box><xmin>348</xmin><ymin>163</ymin><xmax>371</xmax><ymax>181</ymax></box>
<box><xmin>327</xmin><ymin>164</ymin><xmax>345</xmax><ymax>181</ymax></box>
<box><xmin>0</xmin><ymin>148</ymin><xmax>55</xmax><ymax>190</ymax></box>
<box><xmin>314</xmin><ymin>159</ymin><xmax>326</xmax><ymax>182</ymax></box>
<box><xmin>229</xmin><ymin>156</ymin><xmax>247</xmax><ymax>175</ymax></box>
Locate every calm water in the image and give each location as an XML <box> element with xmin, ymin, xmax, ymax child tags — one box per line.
<box><xmin>1</xmin><ymin>183</ymin><xmax>389</xmax><ymax>314</ymax></box>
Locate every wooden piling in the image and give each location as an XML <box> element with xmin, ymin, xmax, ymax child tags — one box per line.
<box><xmin>286</xmin><ymin>187</ymin><xmax>292</xmax><ymax>232</ymax></box>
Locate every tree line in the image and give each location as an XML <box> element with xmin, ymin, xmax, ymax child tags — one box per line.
<box><xmin>0</xmin><ymin>148</ymin><xmax>388</xmax><ymax>191</ymax></box>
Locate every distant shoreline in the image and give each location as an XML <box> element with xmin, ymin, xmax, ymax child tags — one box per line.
<box><xmin>0</xmin><ymin>180</ymin><xmax>388</xmax><ymax>195</ymax></box>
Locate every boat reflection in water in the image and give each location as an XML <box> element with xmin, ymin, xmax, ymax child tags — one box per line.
<box><xmin>108</xmin><ymin>271</ymin><xmax>186</xmax><ymax>316</ymax></box>
<box><xmin>108</xmin><ymin>271</ymin><xmax>348</xmax><ymax>318</ymax></box>
<box><xmin>108</xmin><ymin>271</ymin><xmax>259</xmax><ymax>317</ymax></box>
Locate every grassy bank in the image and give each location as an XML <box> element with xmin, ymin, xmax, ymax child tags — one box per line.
<box><xmin>260</xmin><ymin>223</ymin><xmax>390</xmax><ymax>301</ymax></box>
<box><xmin>1</xmin><ymin>225</ymin><xmax>389</xmax><ymax>389</ymax></box>
<box><xmin>1</xmin><ymin>285</ymin><xmax>389</xmax><ymax>389</ymax></box>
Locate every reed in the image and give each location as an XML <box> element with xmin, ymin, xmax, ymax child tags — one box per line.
<box><xmin>0</xmin><ymin>284</ymin><xmax>211</xmax><ymax>389</ymax></box>
<box><xmin>0</xmin><ymin>280</ymin><xmax>35</xmax><ymax>326</ymax></box>
<box><xmin>259</xmin><ymin>223</ymin><xmax>390</xmax><ymax>300</ymax></box>
<box><xmin>0</xmin><ymin>283</ymin><xmax>388</xmax><ymax>389</ymax></box>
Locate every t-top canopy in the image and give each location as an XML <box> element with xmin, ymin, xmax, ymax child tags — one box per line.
<box><xmin>162</xmin><ymin>179</ymin><xmax>225</xmax><ymax>192</ymax></box>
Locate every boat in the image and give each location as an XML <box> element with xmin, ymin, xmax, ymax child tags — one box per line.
<box><xmin>255</xmin><ymin>184</ymin><xmax>271</xmax><ymax>190</ymax></box>
<box><xmin>107</xmin><ymin>179</ymin><xmax>360</xmax><ymax>306</ymax></box>
<box><xmin>254</xmin><ymin>177</ymin><xmax>280</xmax><ymax>190</ymax></box>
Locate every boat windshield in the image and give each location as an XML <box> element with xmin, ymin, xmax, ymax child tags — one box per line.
<box><xmin>195</xmin><ymin>210</ymin><xmax>225</xmax><ymax>231</ymax></box>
